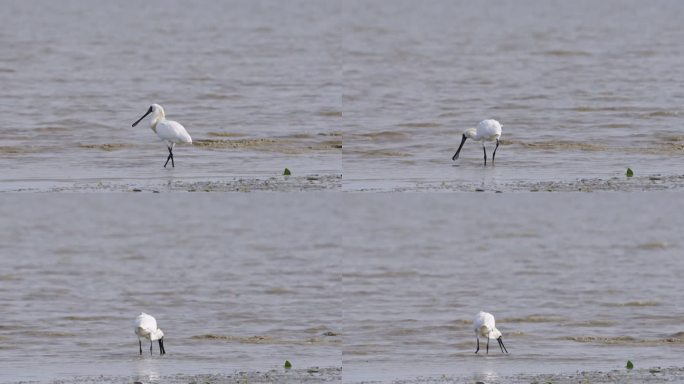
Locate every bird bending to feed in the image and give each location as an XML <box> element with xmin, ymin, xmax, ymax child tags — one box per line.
<box><xmin>132</xmin><ymin>103</ymin><xmax>192</xmax><ymax>168</ymax></box>
<box><xmin>474</xmin><ymin>311</ymin><xmax>508</xmax><ymax>354</ymax></box>
<box><xmin>452</xmin><ymin>119</ymin><xmax>502</xmax><ymax>166</ymax></box>
<box><xmin>134</xmin><ymin>312</ymin><xmax>166</xmax><ymax>355</ymax></box>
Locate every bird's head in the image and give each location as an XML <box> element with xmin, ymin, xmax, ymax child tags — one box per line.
<box><xmin>151</xmin><ymin>328</ymin><xmax>164</xmax><ymax>340</ymax></box>
<box><xmin>153</xmin><ymin>328</ymin><xmax>166</xmax><ymax>355</ymax></box>
<box><xmin>150</xmin><ymin>103</ymin><xmax>164</xmax><ymax>114</ymax></box>
<box><xmin>463</xmin><ymin>128</ymin><xmax>477</xmax><ymax>139</ymax></box>
<box><xmin>492</xmin><ymin>327</ymin><xmax>509</xmax><ymax>353</ymax></box>
<box><xmin>132</xmin><ymin>104</ymin><xmax>164</xmax><ymax>127</ymax></box>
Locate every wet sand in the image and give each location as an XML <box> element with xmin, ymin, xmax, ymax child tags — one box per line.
<box><xmin>344</xmin><ymin>174</ymin><xmax>684</xmax><ymax>192</ymax></box>
<box><xmin>4</xmin><ymin>174</ymin><xmax>342</xmax><ymax>192</ymax></box>
<box><xmin>352</xmin><ymin>367</ymin><xmax>684</xmax><ymax>384</ymax></box>
<box><xmin>13</xmin><ymin>366</ymin><xmax>684</xmax><ymax>384</ymax></box>
<box><xmin>6</xmin><ymin>173</ymin><xmax>684</xmax><ymax>193</ymax></box>
<box><xmin>38</xmin><ymin>367</ymin><xmax>341</xmax><ymax>384</ymax></box>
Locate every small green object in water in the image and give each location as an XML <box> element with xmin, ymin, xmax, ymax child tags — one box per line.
<box><xmin>284</xmin><ymin>360</ymin><xmax>292</xmax><ymax>369</ymax></box>
<box><xmin>626</xmin><ymin>168</ymin><xmax>633</xmax><ymax>177</ymax></box>
<box><xmin>283</xmin><ymin>168</ymin><xmax>291</xmax><ymax>176</ymax></box>
<box><xmin>626</xmin><ymin>360</ymin><xmax>634</xmax><ymax>369</ymax></box>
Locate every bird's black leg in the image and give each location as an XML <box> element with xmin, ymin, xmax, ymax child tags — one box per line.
<box><xmin>492</xmin><ymin>138</ymin><xmax>500</xmax><ymax>163</ymax></box>
<box><xmin>139</xmin><ymin>339</ymin><xmax>142</xmax><ymax>355</ymax></box>
<box><xmin>483</xmin><ymin>144</ymin><xmax>487</xmax><ymax>166</ymax></box>
<box><xmin>486</xmin><ymin>337</ymin><xmax>490</xmax><ymax>354</ymax></box>
<box><xmin>170</xmin><ymin>147</ymin><xmax>175</xmax><ymax>168</ymax></box>
<box><xmin>150</xmin><ymin>341</ymin><xmax>153</xmax><ymax>355</ymax></box>
<box><xmin>475</xmin><ymin>337</ymin><xmax>480</xmax><ymax>354</ymax></box>
<box><xmin>498</xmin><ymin>338</ymin><xmax>505</xmax><ymax>353</ymax></box>
<box><xmin>164</xmin><ymin>147</ymin><xmax>173</xmax><ymax>168</ymax></box>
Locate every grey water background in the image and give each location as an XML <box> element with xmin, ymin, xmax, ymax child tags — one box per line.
<box><xmin>1</xmin><ymin>194</ymin><xmax>684</xmax><ymax>382</ymax></box>
<box><xmin>0</xmin><ymin>0</ymin><xmax>341</xmax><ymax>191</ymax></box>
<box><xmin>0</xmin><ymin>194</ymin><xmax>341</xmax><ymax>382</ymax></box>
<box><xmin>343</xmin><ymin>193</ymin><xmax>684</xmax><ymax>382</ymax></box>
<box><xmin>342</xmin><ymin>0</ymin><xmax>684</xmax><ymax>191</ymax></box>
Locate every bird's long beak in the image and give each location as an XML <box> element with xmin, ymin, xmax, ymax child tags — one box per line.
<box><xmin>498</xmin><ymin>337</ymin><xmax>508</xmax><ymax>353</ymax></box>
<box><xmin>158</xmin><ymin>337</ymin><xmax>165</xmax><ymax>355</ymax></box>
<box><xmin>132</xmin><ymin>107</ymin><xmax>153</xmax><ymax>127</ymax></box>
<box><xmin>452</xmin><ymin>134</ymin><xmax>467</xmax><ymax>161</ymax></box>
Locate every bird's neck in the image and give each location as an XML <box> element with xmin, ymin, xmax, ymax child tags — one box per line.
<box><xmin>150</xmin><ymin>110</ymin><xmax>164</xmax><ymax>132</ymax></box>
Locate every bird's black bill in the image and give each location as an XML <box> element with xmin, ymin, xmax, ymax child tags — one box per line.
<box><xmin>132</xmin><ymin>106</ymin><xmax>153</xmax><ymax>127</ymax></box>
<box><xmin>492</xmin><ymin>138</ymin><xmax>500</xmax><ymax>163</ymax></box>
<box><xmin>158</xmin><ymin>337</ymin><xmax>166</xmax><ymax>355</ymax></box>
<box><xmin>452</xmin><ymin>134</ymin><xmax>467</xmax><ymax>161</ymax></box>
<box><xmin>139</xmin><ymin>339</ymin><xmax>142</xmax><ymax>355</ymax></box>
<box><xmin>498</xmin><ymin>337</ymin><xmax>508</xmax><ymax>354</ymax></box>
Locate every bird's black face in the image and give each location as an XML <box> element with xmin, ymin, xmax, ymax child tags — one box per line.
<box><xmin>497</xmin><ymin>336</ymin><xmax>509</xmax><ymax>354</ymax></box>
<box><xmin>132</xmin><ymin>106</ymin><xmax>154</xmax><ymax>127</ymax></box>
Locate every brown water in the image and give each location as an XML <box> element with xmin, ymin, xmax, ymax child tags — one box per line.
<box><xmin>342</xmin><ymin>193</ymin><xmax>684</xmax><ymax>382</ymax></box>
<box><xmin>2</xmin><ymin>194</ymin><xmax>683</xmax><ymax>383</ymax></box>
<box><xmin>2</xmin><ymin>1</ymin><xmax>684</xmax><ymax>383</ymax></box>
<box><xmin>0</xmin><ymin>194</ymin><xmax>341</xmax><ymax>382</ymax></box>
<box><xmin>342</xmin><ymin>0</ymin><xmax>684</xmax><ymax>191</ymax></box>
<box><xmin>0</xmin><ymin>0</ymin><xmax>340</xmax><ymax>191</ymax></box>
<box><xmin>3</xmin><ymin>0</ymin><xmax>684</xmax><ymax>192</ymax></box>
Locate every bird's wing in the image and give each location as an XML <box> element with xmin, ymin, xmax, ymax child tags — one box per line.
<box><xmin>157</xmin><ymin>120</ymin><xmax>192</xmax><ymax>144</ymax></box>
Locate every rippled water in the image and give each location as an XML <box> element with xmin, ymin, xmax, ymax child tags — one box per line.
<box><xmin>342</xmin><ymin>0</ymin><xmax>684</xmax><ymax>191</ymax></box>
<box><xmin>0</xmin><ymin>0</ymin><xmax>341</xmax><ymax>191</ymax></box>
<box><xmin>0</xmin><ymin>194</ymin><xmax>341</xmax><ymax>382</ymax></box>
<box><xmin>3</xmin><ymin>1</ymin><xmax>684</xmax><ymax>383</ymax></box>
<box><xmin>2</xmin><ymin>195</ymin><xmax>683</xmax><ymax>383</ymax></box>
<box><xmin>342</xmin><ymin>193</ymin><xmax>684</xmax><ymax>382</ymax></box>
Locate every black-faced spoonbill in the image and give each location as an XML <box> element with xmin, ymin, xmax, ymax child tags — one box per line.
<box><xmin>132</xmin><ymin>104</ymin><xmax>192</xmax><ymax>168</ymax></box>
<box><xmin>134</xmin><ymin>312</ymin><xmax>166</xmax><ymax>355</ymax></box>
<box><xmin>474</xmin><ymin>311</ymin><xmax>508</xmax><ymax>354</ymax></box>
<box><xmin>452</xmin><ymin>119</ymin><xmax>502</xmax><ymax>166</ymax></box>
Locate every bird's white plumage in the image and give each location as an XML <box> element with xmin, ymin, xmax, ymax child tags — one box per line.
<box><xmin>148</xmin><ymin>104</ymin><xmax>192</xmax><ymax>146</ymax></box>
<box><xmin>474</xmin><ymin>311</ymin><xmax>499</xmax><ymax>339</ymax></box>
<box><xmin>473</xmin><ymin>311</ymin><xmax>508</xmax><ymax>354</ymax></box>
<box><xmin>134</xmin><ymin>312</ymin><xmax>163</xmax><ymax>341</ymax></box>
<box><xmin>467</xmin><ymin>119</ymin><xmax>502</xmax><ymax>142</ymax></box>
<box><xmin>132</xmin><ymin>103</ymin><xmax>192</xmax><ymax>168</ymax></box>
<box><xmin>156</xmin><ymin>119</ymin><xmax>192</xmax><ymax>145</ymax></box>
<box><xmin>452</xmin><ymin>119</ymin><xmax>503</xmax><ymax>165</ymax></box>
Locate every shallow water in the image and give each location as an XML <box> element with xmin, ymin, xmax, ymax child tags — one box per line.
<box><xmin>2</xmin><ymin>194</ymin><xmax>683</xmax><ymax>383</ymax></box>
<box><xmin>342</xmin><ymin>193</ymin><xmax>684</xmax><ymax>382</ymax></box>
<box><xmin>342</xmin><ymin>0</ymin><xmax>684</xmax><ymax>191</ymax></box>
<box><xmin>0</xmin><ymin>194</ymin><xmax>341</xmax><ymax>382</ymax></box>
<box><xmin>0</xmin><ymin>0</ymin><xmax>340</xmax><ymax>191</ymax></box>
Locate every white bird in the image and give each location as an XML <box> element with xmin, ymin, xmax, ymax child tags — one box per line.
<box><xmin>473</xmin><ymin>311</ymin><xmax>508</xmax><ymax>354</ymax></box>
<box><xmin>452</xmin><ymin>119</ymin><xmax>503</xmax><ymax>166</ymax></box>
<box><xmin>134</xmin><ymin>312</ymin><xmax>166</xmax><ymax>355</ymax></box>
<box><xmin>132</xmin><ymin>103</ymin><xmax>192</xmax><ymax>168</ymax></box>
